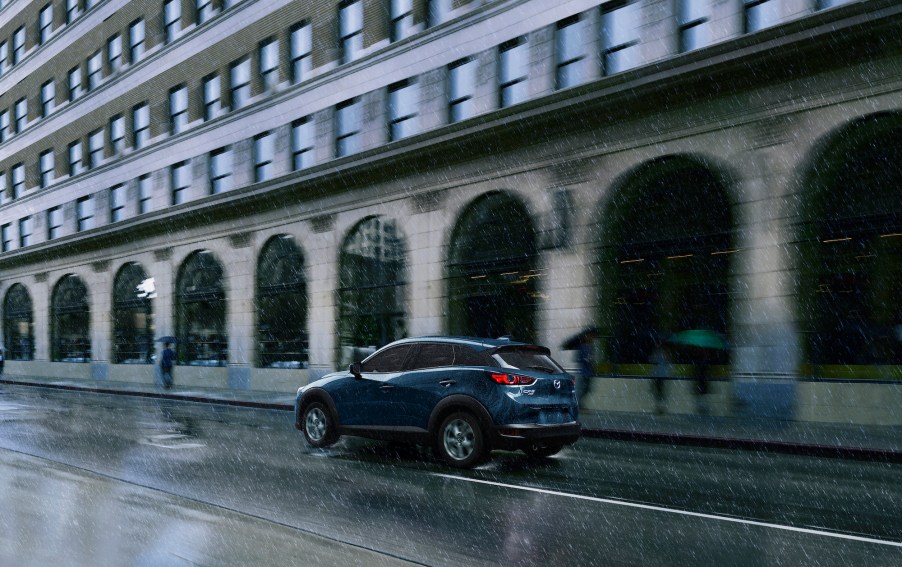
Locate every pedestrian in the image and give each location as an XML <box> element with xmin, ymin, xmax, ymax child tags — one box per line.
<box><xmin>161</xmin><ymin>342</ymin><xmax>175</xmax><ymax>389</ymax></box>
<box><xmin>0</xmin><ymin>348</ymin><xmax>5</xmax><ymax>377</ymax></box>
<box><xmin>650</xmin><ymin>343</ymin><xmax>670</xmax><ymax>415</ymax></box>
<box><xmin>575</xmin><ymin>329</ymin><xmax>598</xmax><ymax>404</ymax></box>
<box><xmin>693</xmin><ymin>348</ymin><xmax>710</xmax><ymax>415</ymax></box>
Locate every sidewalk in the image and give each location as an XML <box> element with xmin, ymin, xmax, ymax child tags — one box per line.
<box><xmin>3</xmin><ymin>375</ymin><xmax>900</xmax><ymax>462</ymax></box>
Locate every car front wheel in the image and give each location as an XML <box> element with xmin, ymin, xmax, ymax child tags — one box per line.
<box><xmin>302</xmin><ymin>401</ymin><xmax>338</xmax><ymax>448</ymax></box>
<box><xmin>436</xmin><ymin>412</ymin><xmax>486</xmax><ymax>468</ymax></box>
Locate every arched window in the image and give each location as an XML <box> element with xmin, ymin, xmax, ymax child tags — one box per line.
<box><xmin>448</xmin><ymin>192</ymin><xmax>539</xmax><ymax>342</ymax></box>
<box><xmin>51</xmin><ymin>275</ymin><xmax>91</xmax><ymax>362</ymax></box>
<box><xmin>337</xmin><ymin>217</ymin><xmax>407</xmax><ymax>366</ymax></box>
<box><xmin>800</xmin><ymin>114</ymin><xmax>901</xmax><ymax>375</ymax></box>
<box><xmin>600</xmin><ymin>156</ymin><xmax>733</xmax><ymax>367</ymax></box>
<box><xmin>3</xmin><ymin>284</ymin><xmax>34</xmax><ymax>361</ymax></box>
<box><xmin>257</xmin><ymin>235</ymin><xmax>307</xmax><ymax>368</ymax></box>
<box><xmin>112</xmin><ymin>263</ymin><xmax>154</xmax><ymax>364</ymax></box>
<box><xmin>176</xmin><ymin>251</ymin><xmax>227</xmax><ymax>366</ymax></box>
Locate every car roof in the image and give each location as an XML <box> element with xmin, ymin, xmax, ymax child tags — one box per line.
<box><xmin>390</xmin><ymin>336</ymin><xmax>532</xmax><ymax>352</ymax></box>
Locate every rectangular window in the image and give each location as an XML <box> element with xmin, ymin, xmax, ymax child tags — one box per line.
<box><xmin>0</xmin><ymin>174</ymin><xmax>6</xmax><ymax>207</ymax></box>
<box><xmin>203</xmin><ymin>74</ymin><xmax>223</xmax><ymax>120</ymax></box>
<box><xmin>77</xmin><ymin>196</ymin><xmax>94</xmax><ymax>232</ymax></box>
<box><xmin>13</xmin><ymin>98</ymin><xmax>27</xmax><ymax>133</ymax></box>
<box><xmin>164</xmin><ymin>0</ymin><xmax>181</xmax><ymax>43</ymax></box>
<box><xmin>40</xmin><ymin>150</ymin><xmax>54</xmax><ymax>188</ymax></box>
<box><xmin>291</xmin><ymin>117</ymin><xmax>314</xmax><ymax>170</ymax></box>
<box><xmin>448</xmin><ymin>58</ymin><xmax>476</xmax><ymax>122</ymax></box>
<box><xmin>138</xmin><ymin>174</ymin><xmax>153</xmax><ymax>214</ymax></box>
<box><xmin>39</xmin><ymin>4</ymin><xmax>54</xmax><ymax>44</ymax></box>
<box><xmin>68</xmin><ymin>141</ymin><xmax>84</xmax><ymax>176</ymax></box>
<box><xmin>290</xmin><ymin>23</ymin><xmax>312</xmax><ymax>84</ymax></box>
<box><xmin>426</xmin><ymin>0</ymin><xmax>451</xmax><ymax>27</ymax></box>
<box><xmin>12</xmin><ymin>27</ymin><xmax>24</xmax><ymax>65</ymax></box>
<box><xmin>0</xmin><ymin>42</ymin><xmax>7</xmax><ymax>76</ymax></box>
<box><xmin>230</xmin><ymin>58</ymin><xmax>251</xmax><ymax>110</ymax></box>
<box><xmin>110</xmin><ymin>184</ymin><xmax>126</xmax><ymax>223</ymax></box>
<box><xmin>259</xmin><ymin>38</ymin><xmax>279</xmax><ymax>92</ymax></box>
<box><xmin>1</xmin><ymin>223</ymin><xmax>10</xmax><ymax>251</ymax></box>
<box><xmin>87</xmin><ymin>51</ymin><xmax>102</xmax><ymax>90</ymax></box>
<box><xmin>66</xmin><ymin>0</ymin><xmax>81</xmax><ymax>23</ymax></box>
<box><xmin>196</xmin><ymin>0</ymin><xmax>216</xmax><ymax>24</ymax></box>
<box><xmin>335</xmin><ymin>98</ymin><xmax>361</xmax><ymax>157</ymax></box>
<box><xmin>18</xmin><ymin>217</ymin><xmax>32</xmax><ymax>248</ymax></box>
<box><xmin>133</xmin><ymin>103</ymin><xmax>150</xmax><ymax>148</ymax></box>
<box><xmin>390</xmin><ymin>0</ymin><xmax>413</xmax><ymax>42</ymax></box>
<box><xmin>388</xmin><ymin>80</ymin><xmax>419</xmax><ymax>141</ymax></box>
<box><xmin>129</xmin><ymin>19</ymin><xmax>145</xmax><ymax>63</ymax></box>
<box><xmin>338</xmin><ymin>0</ymin><xmax>363</xmax><ymax>64</ymax></box>
<box><xmin>47</xmin><ymin>206</ymin><xmax>63</xmax><ymax>239</ymax></box>
<box><xmin>110</xmin><ymin>115</ymin><xmax>125</xmax><ymax>155</ymax></box>
<box><xmin>745</xmin><ymin>0</ymin><xmax>781</xmax><ymax>33</ymax></box>
<box><xmin>169</xmin><ymin>85</ymin><xmax>189</xmax><ymax>134</ymax></box>
<box><xmin>170</xmin><ymin>162</ymin><xmax>190</xmax><ymax>205</ymax></box>
<box><xmin>88</xmin><ymin>129</ymin><xmax>104</xmax><ymax>168</ymax></box>
<box><xmin>107</xmin><ymin>34</ymin><xmax>123</xmax><ymax>73</ymax></box>
<box><xmin>0</xmin><ymin>111</ymin><xmax>9</xmax><ymax>142</ymax></box>
<box><xmin>678</xmin><ymin>0</ymin><xmax>714</xmax><ymax>52</ymax></box>
<box><xmin>499</xmin><ymin>38</ymin><xmax>528</xmax><ymax>108</ymax></box>
<box><xmin>11</xmin><ymin>164</ymin><xmax>24</xmax><ymax>198</ymax></box>
<box><xmin>602</xmin><ymin>2</ymin><xmax>641</xmax><ymax>75</ymax></box>
<box><xmin>68</xmin><ymin>66</ymin><xmax>83</xmax><ymax>101</ymax></box>
<box><xmin>41</xmin><ymin>80</ymin><xmax>56</xmax><ymax>117</ymax></box>
<box><xmin>556</xmin><ymin>15</ymin><xmax>589</xmax><ymax>90</ymax></box>
<box><xmin>209</xmin><ymin>147</ymin><xmax>233</xmax><ymax>194</ymax></box>
<box><xmin>254</xmin><ymin>132</ymin><xmax>274</xmax><ymax>182</ymax></box>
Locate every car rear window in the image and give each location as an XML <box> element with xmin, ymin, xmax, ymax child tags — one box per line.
<box><xmin>492</xmin><ymin>347</ymin><xmax>564</xmax><ymax>374</ymax></box>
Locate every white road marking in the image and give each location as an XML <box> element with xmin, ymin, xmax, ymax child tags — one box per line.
<box><xmin>434</xmin><ymin>474</ymin><xmax>902</xmax><ymax>548</ymax></box>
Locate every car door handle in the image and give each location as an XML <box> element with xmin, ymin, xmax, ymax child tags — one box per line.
<box><xmin>379</xmin><ymin>384</ymin><xmax>395</xmax><ymax>392</ymax></box>
<box><xmin>439</xmin><ymin>379</ymin><xmax>456</xmax><ymax>388</ymax></box>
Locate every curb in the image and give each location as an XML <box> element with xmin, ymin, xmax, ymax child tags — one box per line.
<box><xmin>5</xmin><ymin>379</ymin><xmax>901</xmax><ymax>463</ymax></box>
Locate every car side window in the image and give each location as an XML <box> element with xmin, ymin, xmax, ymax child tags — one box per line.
<box><xmin>453</xmin><ymin>346</ymin><xmax>493</xmax><ymax>367</ymax></box>
<box><xmin>361</xmin><ymin>345</ymin><xmax>413</xmax><ymax>373</ymax></box>
<box><xmin>408</xmin><ymin>343</ymin><xmax>455</xmax><ymax>370</ymax></box>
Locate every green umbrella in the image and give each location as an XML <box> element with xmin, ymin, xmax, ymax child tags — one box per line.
<box><xmin>668</xmin><ymin>330</ymin><xmax>728</xmax><ymax>350</ymax></box>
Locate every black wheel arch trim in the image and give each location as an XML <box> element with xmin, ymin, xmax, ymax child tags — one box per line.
<box><xmin>428</xmin><ymin>395</ymin><xmax>494</xmax><ymax>435</ymax></box>
<box><xmin>296</xmin><ymin>388</ymin><xmax>341</xmax><ymax>429</ymax></box>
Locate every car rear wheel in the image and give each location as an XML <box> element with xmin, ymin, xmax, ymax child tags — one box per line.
<box><xmin>523</xmin><ymin>443</ymin><xmax>563</xmax><ymax>459</ymax></box>
<box><xmin>302</xmin><ymin>401</ymin><xmax>338</xmax><ymax>448</ymax></box>
<box><xmin>436</xmin><ymin>412</ymin><xmax>486</xmax><ymax>468</ymax></box>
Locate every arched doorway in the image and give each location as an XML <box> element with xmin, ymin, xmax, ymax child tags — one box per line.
<box><xmin>257</xmin><ymin>235</ymin><xmax>307</xmax><ymax>368</ymax></box>
<box><xmin>112</xmin><ymin>263</ymin><xmax>154</xmax><ymax>364</ymax></box>
<box><xmin>337</xmin><ymin>216</ymin><xmax>407</xmax><ymax>366</ymax></box>
<box><xmin>51</xmin><ymin>275</ymin><xmax>91</xmax><ymax>362</ymax></box>
<box><xmin>599</xmin><ymin>156</ymin><xmax>734</xmax><ymax>371</ymax></box>
<box><xmin>176</xmin><ymin>251</ymin><xmax>227</xmax><ymax>366</ymax></box>
<box><xmin>3</xmin><ymin>284</ymin><xmax>34</xmax><ymax>360</ymax></box>
<box><xmin>447</xmin><ymin>192</ymin><xmax>539</xmax><ymax>342</ymax></box>
<box><xmin>799</xmin><ymin>113</ymin><xmax>901</xmax><ymax>378</ymax></box>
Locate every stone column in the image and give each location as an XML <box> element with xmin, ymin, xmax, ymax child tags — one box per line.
<box><xmin>407</xmin><ymin>190</ymin><xmax>447</xmax><ymax>337</ymax></box>
<box><xmin>306</xmin><ymin>214</ymin><xmax>339</xmax><ymax>381</ymax></box>
<box><xmin>89</xmin><ymin>260</ymin><xmax>112</xmax><ymax>381</ymax></box>
<box><xmin>225</xmin><ymin>233</ymin><xmax>254</xmax><ymax>389</ymax></box>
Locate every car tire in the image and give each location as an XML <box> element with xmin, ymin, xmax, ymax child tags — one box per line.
<box><xmin>435</xmin><ymin>411</ymin><xmax>486</xmax><ymax>469</ymax></box>
<box><xmin>302</xmin><ymin>401</ymin><xmax>338</xmax><ymax>448</ymax></box>
<box><xmin>523</xmin><ymin>443</ymin><xmax>563</xmax><ymax>459</ymax></box>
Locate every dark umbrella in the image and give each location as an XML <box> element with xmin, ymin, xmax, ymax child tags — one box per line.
<box><xmin>561</xmin><ymin>326</ymin><xmax>600</xmax><ymax>350</ymax></box>
<box><xmin>156</xmin><ymin>336</ymin><xmax>178</xmax><ymax>344</ymax></box>
<box><xmin>667</xmin><ymin>330</ymin><xmax>728</xmax><ymax>350</ymax></box>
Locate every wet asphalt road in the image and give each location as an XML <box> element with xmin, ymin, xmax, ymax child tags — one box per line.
<box><xmin>0</xmin><ymin>384</ymin><xmax>899</xmax><ymax>566</ymax></box>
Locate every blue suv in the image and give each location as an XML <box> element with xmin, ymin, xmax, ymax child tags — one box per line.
<box><xmin>294</xmin><ymin>336</ymin><xmax>581</xmax><ymax>468</ymax></box>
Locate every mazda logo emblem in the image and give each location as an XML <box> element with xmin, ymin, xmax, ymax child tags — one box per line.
<box><xmin>553</xmin><ymin>380</ymin><xmax>561</xmax><ymax>389</ymax></box>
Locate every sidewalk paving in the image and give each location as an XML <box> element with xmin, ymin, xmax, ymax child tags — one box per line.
<box><xmin>3</xmin><ymin>375</ymin><xmax>900</xmax><ymax>462</ymax></box>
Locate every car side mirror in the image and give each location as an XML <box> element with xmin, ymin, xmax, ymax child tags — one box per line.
<box><xmin>349</xmin><ymin>362</ymin><xmax>362</xmax><ymax>379</ymax></box>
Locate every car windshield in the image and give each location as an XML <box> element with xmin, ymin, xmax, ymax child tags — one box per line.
<box><xmin>492</xmin><ymin>347</ymin><xmax>564</xmax><ymax>374</ymax></box>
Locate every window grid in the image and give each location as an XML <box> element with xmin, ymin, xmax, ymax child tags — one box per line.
<box><xmin>291</xmin><ymin>117</ymin><xmax>315</xmax><ymax>170</ymax></box>
<box><xmin>338</xmin><ymin>0</ymin><xmax>363</xmax><ymax>64</ymax></box>
<box><xmin>335</xmin><ymin>99</ymin><xmax>361</xmax><ymax>157</ymax></box>
<box><xmin>66</xmin><ymin>0</ymin><xmax>80</xmax><ymax>23</ymax></box>
<box><xmin>14</xmin><ymin>98</ymin><xmax>27</xmax><ymax>133</ymax></box>
<box><xmin>203</xmin><ymin>74</ymin><xmax>223</xmax><ymax>120</ymax></box>
<box><xmin>0</xmin><ymin>111</ymin><xmax>8</xmax><ymax>142</ymax></box>
<box><xmin>18</xmin><ymin>216</ymin><xmax>32</xmax><ymax>248</ymax></box>
<box><xmin>290</xmin><ymin>23</ymin><xmax>312</xmax><ymax>84</ymax></box>
<box><xmin>678</xmin><ymin>0</ymin><xmax>713</xmax><ymax>53</ymax></box>
<box><xmin>138</xmin><ymin>175</ymin><xmax>153</xmax><ymax>214</ymax></box>
<box><xmin>110</xmin><ymin>115</ymin><xmax>125</xmax><ymax>155</ymax></box>
<box><xmin>39</xmin><ymin>4</ymin><xmax>54</xmax><ymax>44</ymax></box>
<box><xmin>11</xmin><ymin>164</ymin><xmax>24</xmax><ymax>199</ymax></box>
<box><xmin>87</xmin><ymin>51</ymin><xmax>102</xmax><ymax>90</ymax></box>
<box><xmin>164</xmin><ymin>0</ymin><xmax>181</xmax><ymax>43</ymax></box>
<box><xmin>47</xmin><ymin>207</ymin><xmax>63</xmax><ymax>239</ymax></box>
<box><xmin>499</xmin><ymin>38</ymin><xmax>528</xmax><ymax>108</ymax></box>
<box><xmin>41</xmin><ymin>80</ymin><xmax>55</xmax><ymax>117</ymax></box>
<box><xmin>209</xmin><ymin>148</ymin><xmax>233</xmax><ymax>194</ymax></box>
<box><xmin>129</xmin><ymin>19</ymin><xmax>145</xmax><ymax>63</ymax></box>
<box><xmin>0</xmin><ymin>43</ymin><xmax>7</xmax><ymax>76</ymax></box>
<box><xmin>108</xmin><ymin>35</ymin><xmax>123</xmax><ymax>73</ymax></box>
<box><xmin>388</xmin><ymin>80</ymin><xmax>419</xmax><ymax>141</ymax></box>
<box><xmin>230</xmin><ymin>59</ymin><xmax>251</xmax><ymax>110</ymax></box>
<box><xmin>196</xmin><ymin>0</ymin><xmax>216</xmax><ymax>24</ymax></box>
<box><xmin>77</xmin><ymin>196</ymin><xmax>94</xmax><ymax>232</ymax></box>
<box><xmin>391</xmin><ymin>0</ymin><xmax>414</xmax><ymax>42</ymax></box>
<box><xmin>133</xmin><ymin>104</ymin><xmax>150</xmax><ymax>149</ymax></box>
<box><xmin>556</xmin><ymin>15</ymin><xmax>589</xmax><ymax>90</ymax></box>
<box><xmin>88</xmin><ymin>129</ymin><xmax>104</xmax><ymax>168</ymax></box>
<box><xmin>169</xmin><ymin>85</ymin><xmax>189</xmax><ymax>134</ymax></box>
<box><xmin>68</xmin><ymin>66</ymin><xmax>83</xmax><ymax>101</ymax></box>
<box><xmin>1</xmin><ymin>223</ymin><xmax>11</xmax><ymax>251</ymax></box>
<box><xmin>68</xmin><ymin>141</ymin><xmax>84</xmax><ymax>176</ymax></box>
<box><xmin>602</xmin><ymin>2</ymin><xmax>642</xmax><ymax>75</ymax></box>
<box><xmin>259</xmin><ymin>39</ymin><xmax>279</xmax><ymax>92</ymax></box>
<box><xmin>744</xmin><ymin>0</ymin><xmax>781</xmax><ymax>33</ymax></box>
<box><xmin>110</xmin><ymin>185</ymin><xmax>126</xmax><ymax>223</ymax></box>
<box><xmin>12</xmin><ymin>27</ymin><xmax>24</xmax><ymax>65</ymax></box>
<box><xmin>254</xmin><ymin>133</ymin><xmax>275</xmax><ymax>182</ymax></box>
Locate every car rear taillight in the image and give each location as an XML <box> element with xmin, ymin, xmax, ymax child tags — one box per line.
<box><xmin>489</xmin><ymin>372</ymin><xmax>536</xmax><ymax>386</ymax></box>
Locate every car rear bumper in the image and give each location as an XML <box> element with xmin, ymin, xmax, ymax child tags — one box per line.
<box><xmin>490</xmin><ymin>421</ymin><xmax>581</xmax><ymax>450</ymax></box>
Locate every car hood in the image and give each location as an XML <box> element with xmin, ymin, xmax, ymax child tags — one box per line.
<box><xmin>297</xmin><ymin>370</ymin><xmax>352</xmax><ymax>396</ymax></box>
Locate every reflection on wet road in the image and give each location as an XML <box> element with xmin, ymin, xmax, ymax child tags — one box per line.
<box><xmin>0</xmin><ymin>385</ymin><xmax>899</xmax><ymax>566</ymax></box>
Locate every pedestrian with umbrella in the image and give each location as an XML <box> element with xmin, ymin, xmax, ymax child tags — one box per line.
<box><xmin>157</xmin><ymin>336</ymin><xmax>177</xmax><ymax>390</ymax></box>
<box><xmin>667</xmin><ymin>330</ymin><xmax>728</xmax><ymax>415</ymax></box>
